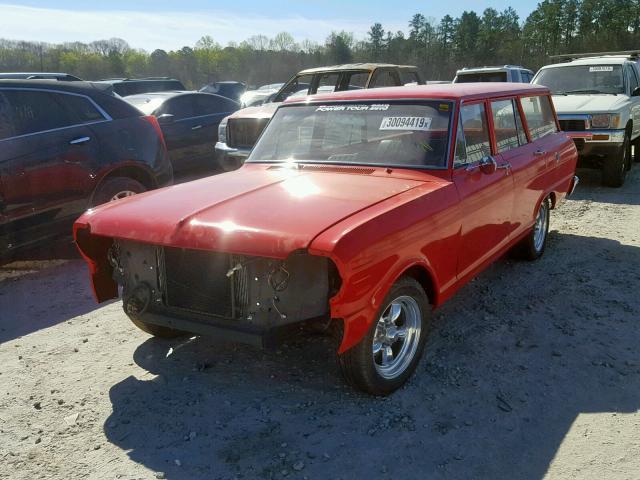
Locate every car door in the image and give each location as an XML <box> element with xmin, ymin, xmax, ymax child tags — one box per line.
<box><xmin>0</xmin><ymin>88</ymin><xmax>103</xmax><ymax>254</ymax></box>
<box><xmin>155</xmin><ymin>95</ymin><xmax>199</xmax><ymax>171</ymax></box>
<box><xmin>452</xmin><ymin>101</ymin><xmax>515</xmax><ymax>281</ymax></box>
<box><xmin>489</xmin><ymin>97</ymin><xmax>543</xmax><ymax>237</ymax></box>
<box><xmin>190</xmin><ymin>94</ymin><xmax>239</xmax><ymax>165</ymax></box>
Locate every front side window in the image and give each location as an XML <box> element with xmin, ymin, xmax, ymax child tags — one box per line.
<box><xmin>400</xmin><ymin>71</ymin><xmax>420</xmax><ymax>86</ymax></box>
<box><xmin>249</xmin><ymin>101</ymin><xmax>453</xmax><ymax>169</ymax></box>
<box><xmin>344</xmin><ymin>72</ymin><xmax>368</xmax><ymax>90</ymax></box>
<box><xmin>454</xmin><ymin>103</ymin><xmax>491</xmax><ymax>166</ymax></box>
<box><xmin>274</xmin><ymin>74</ymin><xmax>314</xmax><ymax>102</ymax></box>
<box><xmin>521</xmin><ymin>95</ymin><xmax>557</xmax><ymax>140</ymax></box>
<box><xmin>0</xmin><ymin>90</ymin><xmax>76</xmax><ymax>136</ymax></box>
<box><xmin>491</xmin><ymin>99</ymin><xmax>527</xmax><ymax>153</ymax></box>
<box><xmin>157</xmin><ymin>96</ymin><xmax>195</xmax><ymax>119</ymax></box>
<box><xmin>315</xmin><ymin>73</ymin><xmax>340</xmax><ymax>94</ymax></box>
<box><xmin>370</xmin><ymin>70</ymin><xmax>399</xmax><ymax>88</ymax></box>
<box><xmin>533</xmin><ymin>65</ymin><xmax>624</xmax><ymax>95</ymax></box>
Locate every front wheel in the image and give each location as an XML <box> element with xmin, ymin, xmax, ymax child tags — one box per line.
<box><xmin>337</xmin><ymin>276</ymin><xmax>430</xmax><ymax>395</ymax></box>
<box><xmin>92</xmin><ymin>177</ymin><xmax>146</xmax><ymax>207</ymax></box>
<box><xmin>602</xmin><ymin>133</ymin><xmax>630</xmax><ymax>187</ymax></box>
<box><xmin>511</xmin><ymin>197</ymin><xmax>550</xmax><ymax>261</ymax></box>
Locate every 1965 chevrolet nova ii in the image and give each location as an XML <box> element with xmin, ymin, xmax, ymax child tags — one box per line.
<box><xmin>75</xmin><ymin>83</ymin><xmax>578</xmax><ymax>394</ymax></box>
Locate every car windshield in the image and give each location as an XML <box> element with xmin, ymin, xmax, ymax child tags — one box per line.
<box><xmin>249</xmin><ymin>100</ymin><xmax>453</xmax><ymax>169</ymax></box>
<box><xmin>534</xmin><ymin>65</ymin><xmax>624</xmax><ymax>95</ymax></box>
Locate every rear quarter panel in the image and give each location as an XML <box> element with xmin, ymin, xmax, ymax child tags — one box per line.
<box><xmin>309</xmin><ymin>181</ymin><xmax>460</xmax><ymax>353</ymax></box>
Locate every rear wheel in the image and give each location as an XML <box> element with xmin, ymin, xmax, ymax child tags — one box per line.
<box><xmin>337</xmin><ymin>276</ymin><xmax>430</xmax><ymax>395</ymax></box>
<box><xmin>602</xmin><ymin>132</ymin><xmax>630</xmax><ymax>187</ymax></box>
<box><xmin>511</xmin><ymin>197</ymin><xmax>550</xmax><ymax>261</ymax></box>
<box><xmin>92</xmin><ymin>177</ymin><xmax>146</xmax><ymax>207</ymax></box>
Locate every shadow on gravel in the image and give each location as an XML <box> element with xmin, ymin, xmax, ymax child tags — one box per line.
<box><xmin>572</xmin><ymin>165</ymin><xmax>640</xmax><ymax>205</ymax></box>
<box><xmin>0</xmin><ymin>248</ymin><xmax>101</xmax><ymax>343</ymax></box>
<box><xmin>104</xmin><ymin>232</ymin><xmax>640</xmax><ymax>479</ymax></box>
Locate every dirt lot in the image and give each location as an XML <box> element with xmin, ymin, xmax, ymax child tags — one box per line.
<box><xmin>1</xmin><ymin>167</ymin><xmax>639</xmax><ymax>480</ymax></box>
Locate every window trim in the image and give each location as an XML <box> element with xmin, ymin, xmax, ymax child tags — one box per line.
<box><xmin>454</xmin><ymin>99</ymin><xmax>493</xmax><ymax>169</ymax></box>
<box><xmin>0</xmin><ymin>87</ymin><xmax>112</xmax><ymax>142</ymax></box>
<box><xmin>489</xmin><ymin>97</ymin><xmax>530</xmax><ymax>154</ymax></box>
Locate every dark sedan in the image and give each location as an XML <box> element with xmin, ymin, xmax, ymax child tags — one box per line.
<box><xmin>0</xmin><ymin>80</ymin><xmax>172</xmax><ymax>261</ymax></box>
<box><xmin>125</xmin><ymin>92</ymin><xmax>240</xmax><ymax>172</ymax></box>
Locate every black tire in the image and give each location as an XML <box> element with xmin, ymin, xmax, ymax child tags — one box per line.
<box><xmin>511</xmin><ymin>197</ymin><xmax>550</xmax><ymax>261</ymax></box>
<box><xmin>91</xmin><ymin>177</ymin><xmax>146</xmax><ymax>207</ymax></box>
<box><xmin>337</xmin><ymin>276</ymin><xmax>431</xmax><ymax>396</ymax></box>
<box><xmin>128</xmin><ymin>316</ymin><xmax>186</xmax><ymax>338</ymax></box>
<box><xmin>602</xmin><ymin>132</ymin><xmax>630</xmax><ymax>187</ymax></box>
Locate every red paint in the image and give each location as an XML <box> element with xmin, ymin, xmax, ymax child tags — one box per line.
<box><xmin>75</xmin><ymin>84</ymin><xmax>578</xmax><ymax>353</ymax></box>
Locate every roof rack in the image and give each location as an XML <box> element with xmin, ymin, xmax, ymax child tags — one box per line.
<box><xmin>550</xmin><ymin>50</ymin><xmax>640</xmax><ymax>62</ymax></box>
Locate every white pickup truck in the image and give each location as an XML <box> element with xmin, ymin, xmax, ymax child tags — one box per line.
<box><xmin>533</xmin><ymin>52</ymin><xmax>640</xmax><ymax>187</ymax></box>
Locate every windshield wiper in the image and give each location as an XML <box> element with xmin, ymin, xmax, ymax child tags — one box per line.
<box><xmin>563</xmin><ymin>89</ymin><xmax>615</xmax><ymax>95</ymax></box>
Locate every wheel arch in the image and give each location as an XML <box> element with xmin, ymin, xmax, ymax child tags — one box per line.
<box><xmin>90</xmin><ymin>164</ymin><xmax>157</xmax><ymax>204</ymax></box>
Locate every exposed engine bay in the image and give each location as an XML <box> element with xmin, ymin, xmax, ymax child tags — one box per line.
<box><xmin>107</xmin><ymin>240</ymin><xmax>340</xmax><ymax>346</ymax></box>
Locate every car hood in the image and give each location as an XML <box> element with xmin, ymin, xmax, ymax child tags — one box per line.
<box><xmin>552</xmin><ymin>94</ymin><xmax>628</xmax><ymax>114</ymax></box>
<box><xmin>228</xmin><ymin>103</ymin><xmax>279</xmax><ymax>120</ymax></box>
<box><xmin>76</xmin><ymin>164</ymin><xmax>427</xmax><ymax>258</ymax></box>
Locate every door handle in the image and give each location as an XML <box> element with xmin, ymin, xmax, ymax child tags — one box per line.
<box><xmin>191</xmin><ymin>125</ymin><xmax>203</xmax><ymax>131</ymax></box>
<box><xmin>69</xmin><ymin>136</ymin><xmax>90</xmax><ymax>145</ymax></box>
<box><xmin>533</xmin><ymin>149</ymin><xmax>546</xmax><ymax>156</ymax></box>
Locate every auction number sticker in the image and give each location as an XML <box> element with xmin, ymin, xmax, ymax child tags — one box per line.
<box><xmin>589</xmin><ymin>66</ymin><xmax>613</xmax><ymax>72</ymax></box>
<box><xmin>380</xmin><ymin>116</ymin><xmax>432</xmax><ymax>131</ymax></box>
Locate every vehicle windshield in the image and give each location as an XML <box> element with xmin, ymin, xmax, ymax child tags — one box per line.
<box><xmin>249</xmin><ymin>100</ymin><xmax>453</xmax><ymax>169</ymax></box>
<box><xmin>456</xmin><ymin>72</ymin><xmax>507</xmax><ymax>83</ymax></box>
<box><xmin>534</xmin><ymin>65</ymin><xmax>624</xmax><ymax>95</ymax></box>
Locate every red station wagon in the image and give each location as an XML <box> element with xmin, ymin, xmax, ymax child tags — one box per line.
<box><xmin>74</xmin><ymin>83</ymin><xmax>579</xmax><ymax>395</ymax></box>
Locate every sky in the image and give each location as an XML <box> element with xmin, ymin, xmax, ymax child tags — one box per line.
<box><xmin>0</xmin><ymin>1</ymin><xmax>537</xmax><ymax>51</ymax></box>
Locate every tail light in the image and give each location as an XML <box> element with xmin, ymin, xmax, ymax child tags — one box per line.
<box><xmin>143</xmin><ymin>115</ymin><xmax>166</xmax><ymax>149</ymax></box>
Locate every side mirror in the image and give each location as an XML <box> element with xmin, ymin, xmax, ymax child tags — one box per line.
<box><xmin>479</xmin><ymin>155</ymin><xmax>498</xmax><ymax>175</ymax></box>
<box><xmin>632</xmin><ymin>87</ymin><xmax>640</xmax><ymax>97</ymax></box>
<box><xmin>156</xmin><ymin>113</ymin><xmax>175</xmax><ymax>125</ymax></box>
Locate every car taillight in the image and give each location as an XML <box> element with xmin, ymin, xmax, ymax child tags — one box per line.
<box><xmin>143</xmin><ymin>115</ymin><xmax>166</xmax><ymax>149</ymax></box>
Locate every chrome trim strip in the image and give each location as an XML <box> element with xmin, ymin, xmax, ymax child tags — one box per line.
<box><xmin>568</xmin><ymin>175</ymin><xmax>579</xmax><ymax>197</ymax></box>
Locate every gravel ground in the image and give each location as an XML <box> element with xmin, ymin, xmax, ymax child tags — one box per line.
<box><xmin>1</xmin><ymin>167</ymin><xmax>639</xmax><ymax>480</ymax></box>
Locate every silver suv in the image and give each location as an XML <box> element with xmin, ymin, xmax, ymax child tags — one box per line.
<box><xmin>533</xmin><ymin>51</ymin><xmax>640</xmax><ymax>187</ymax></box>
<box><xmin>453</xmin><ymin>65</ymin><xmax>534</xmax><ymax>83</ymax></box>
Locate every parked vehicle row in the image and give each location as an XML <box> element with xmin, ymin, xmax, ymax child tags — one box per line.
<box><xmin>0</xmin><ymin>79</ymin><xmax>172</xmax><ymax>262</ymax></box>
<box><xmin>74</xmin><ymin>82</ymin><xmax>578</xmax><ymax>395</ymax></box>
<box><xmin>216</xmin><ymin>63</ymin><xmax>425</xmax><ymax>167</ymax></box>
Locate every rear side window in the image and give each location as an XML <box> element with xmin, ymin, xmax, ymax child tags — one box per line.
<box><xmin>0</xmin><ymin>91</ymin><xmax>16</xmax><ymax>140</ymax></box>
<box><xmin>0</xmin><ymin>90</ymin><xmax>76</xmax><ymax>136</ymax></box>
<box><xmin>455</xmin><ymin>103</ymin><xmax>491</xmax><ymax>166</ymax></box>
<box><xmin>491</xmin><ymin>99</ymin><xmax>527</xmax><ymax>153</ymax></box>
<box><xmin>521</xmin><ymin>95</ymin><xmax>557</xmax><ymax>140</ymax></box>
<box><xmin>193</xmin><ymin>94</ymin><xmax>238</xmax><ymax>115</ymax></box>
<box><xmin>156</xmin><ymin>96</ymin><xmax>195</xmax><ymax>119</ymax></box>
<box><xmin>63</xmin><ymin>94</ymin><xmax>105</xmax><ymax>123</ymax></box>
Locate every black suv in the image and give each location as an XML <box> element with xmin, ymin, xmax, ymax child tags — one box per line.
<box><xmin>97</xmin><ymin>78</ymin><xmax>186</xmax><ymax>97</ymax></box>
<box><xmin>0</xmin><ymin>80</ymin><xmax>173</xmax><ymax>261</ymax></box>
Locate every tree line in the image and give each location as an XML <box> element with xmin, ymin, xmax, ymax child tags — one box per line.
<box><xmin>1</xmin><ymin>0</ymin><xmax>639</xmax><ymax>89</ymax></box>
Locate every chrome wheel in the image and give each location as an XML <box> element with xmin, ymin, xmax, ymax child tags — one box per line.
<box><xmin>533</xmin><ymin>201</ymin><xmax>549</xmax><ymax>252</ymax></box>
<box><xmin>110</xmin><ymin>190</ymin><xmax>137</xmax><ymax>202</ymax></box>
<box><xmin>372</xmin><ymin>296</ymin><xmax>421</xmax><ymax>379</ymax></box>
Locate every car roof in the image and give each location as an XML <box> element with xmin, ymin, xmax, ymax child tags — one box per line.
<box><xmin>297</xmin><ymin>63</ymin><xmax>418</xmax><ymax>75</ymax></box>
<box><xmin>285</xmin><ymin>83</ymin><xmax>549</xmax><ymax>104</ymax></box>
<box><xmin>542</xmin><ymin>56</ymin><xmax>629</xmax><ymax>69</ymax></box>
<box><xmin>95</xmin><ymin>78</ymin><xmax>183</xmax><ymax>84</ymax></box>
<box><xmin>124</xmin><ymin>91</ymin><xmax>193</xmax><ymax>101</ymax></box>
<box><xmin>0</xmin><ymin>79</ymin><xmax>115</xmax><ymax>94</ymax></box>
